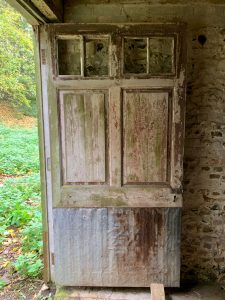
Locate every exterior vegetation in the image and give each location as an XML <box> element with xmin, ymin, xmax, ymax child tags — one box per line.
<box><xmin>0</xmin><ymin>0</ymin><xmax>36</xmax><ymax>115</ymax></box>
<box><xmin>0</xmin><ymin>0</ymin><xmax>43</xmax><ymax>292</ymax></box>
<box><xmin>0</xmin><ymin>125</ymin><xmax>43</xmax><ymax>282</ymax></box>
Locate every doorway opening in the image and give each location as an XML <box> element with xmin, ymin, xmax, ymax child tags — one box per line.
<box><xmin>0</xmin><ymin>1</ymin><xmax>43</xmax><ymax>298</ymax></box>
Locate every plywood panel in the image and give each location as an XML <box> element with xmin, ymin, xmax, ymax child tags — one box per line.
<box><xmin>53</xmin><ymin>208</ymin><xmax>181</xmax><ymax>287</ymax></box>
<box><xmin>60</xmin><ymin>91</ymin><xmax>106</xmax><ymax>184</ymax></box>
<box><xmin>123</xmin><ymin>90</ymin><xmax>169</xmax><ymax>184</ymax></box>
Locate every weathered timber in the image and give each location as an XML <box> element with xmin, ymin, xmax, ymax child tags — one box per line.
<box><xmin>60</xmin><ymin>91</ymin><xmax>107</xmax><ymax>184</ymax></box>
<box><xmin>53</xmin><ymin>208</ymin><xmax>181</xmax><ymax>287</ymax></box>
<box><xmin>8</xmin><ymin>0</ymin><xmax>63</xmax><ymax>24</ymax></box>
<box><xmin>39</xmin><ymin>24</ymin><xmax>186</xmax><ymax>287</ymax></box>
<box><xmin>33</xmin><ymin>26</ymin><xmax>50</xmax><ymax>282</ymax></box>
<box><xmin>55</xmin><ymin>287</ymin><xmax>150</xmax><ymax>300</ymax></box>
<box><xmin>123</xmin><ymin>90</ymin><xmax>170</xmax><ymax>185</ymax></box>
<box><xmin>150</xmin><ymin>283</ymin><xmax>165</xmax><ymax>300</ymax></box>
<box><xmin>57</xmin><ymin>186</ymin><xmax>182</xmax><ymax>208</ymax></box>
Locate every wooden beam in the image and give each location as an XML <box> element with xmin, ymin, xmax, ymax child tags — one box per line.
<box><xmin>7</xmin><ymin>0</ymin><xmax>63</xmax><ymax>24</ymax></box>
<box><xmin>150</xmin><ymin>284</ymin><xmax>165</xmax><ymax>300</ymax></box>
<box><xmin>7</xmin><ymin>0</ymin><xmax>44</xmax><ymax>24</ymax></box>
<box><xmin>31</xmin><ymin>0</ymin><xmax>63</xmax><ymax>22</ymax></box>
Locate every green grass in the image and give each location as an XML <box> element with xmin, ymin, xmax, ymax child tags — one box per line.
<box><xmin>0</xmin><ymin>124</ymin><xmax>39</xmax><ymax>175</ymax></box>
<box><xmin>0</xmin><ymin>123</ymin><xmax>43</xmax><ymax>279</ymax></box>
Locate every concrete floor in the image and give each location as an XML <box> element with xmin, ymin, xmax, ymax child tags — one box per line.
<box><xmin>54</xmin><ymin>283</ymin><xmax>225</xmax><ymax>299</ymax></box>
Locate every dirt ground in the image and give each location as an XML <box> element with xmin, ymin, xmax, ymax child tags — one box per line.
<box><xmin>0</xmin><ymin>225</ymin><xmax>43</xmax><ymax>300</ymax></box>
<box><xmin>0</xmin><ymin>103</ymin><xmax>37</xmax><ymax>128</ymax></box>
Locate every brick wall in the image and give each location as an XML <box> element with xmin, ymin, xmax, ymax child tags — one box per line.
<box><xmin>64</xmin><ymin>0</ymin><xmax>225</xmax><ymax>283</ymax></box>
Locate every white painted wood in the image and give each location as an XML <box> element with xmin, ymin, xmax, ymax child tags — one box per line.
<box><xmin>123</xmin><ymin>90</ymin><xmax>169</xmax><ymax>184</ymax></box>
<box><xmin>45</xmin><ymin>24</ymin><xmax>186</xmax><ymax>287</ymax></box>
<box><xmin>39</xmin><ymin>26</ymin><xmax>55</xmax><ymax>281</ymax></box>
<box><xmin>60</xmin><ymin>91</ymin><xmax>106</xmax><ymax>184</ymax></box>
<box><xmin>109</xmin><ymin>87</ymin><xmax>121</xmax><ymax>187</ymax></box>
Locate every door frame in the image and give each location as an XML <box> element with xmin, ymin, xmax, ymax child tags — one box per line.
<box><xmin>37</xmin><ymin>23</ymin><xmax>187</xmax><ymax>283</ymax></box>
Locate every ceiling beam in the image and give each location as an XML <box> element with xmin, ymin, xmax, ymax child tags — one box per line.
<box><xmin>7</xmin><ymin>0</ymin><xmax>63</xmax><ymax>25</ymax></box>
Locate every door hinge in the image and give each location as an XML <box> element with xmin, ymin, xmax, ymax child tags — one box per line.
<box><xmin>51</xmin><ymin>253</ymin><xmax>55</xmax><ymax>265</ymax></box>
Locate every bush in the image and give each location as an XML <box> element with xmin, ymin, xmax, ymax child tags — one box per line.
<box><xmin>0</xmin><ymin>0</ymin><xmax>36</xmax><ymax>114</ymax></box>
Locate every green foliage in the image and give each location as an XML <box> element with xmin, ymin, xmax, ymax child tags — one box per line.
<box><xmin>20</xmin><ymin>212</ymin><xmax>43</xmax><ymax>254</ymax></box>
<box><xmin>0</xmin><ymin>279</ymin><xmax>7</xmax><ymax>289</ymax></box>
<box><xmin>0</xmin><ymin>0</ymin><xmax>36</xmax><ymax>113</ymax></box>
<box><xmin>13</xmin><ymin>253</ymin><xmax>43</xmax><ymax>278</ymax></box>
<box><xmin>0</xmin><ymin>174</ymin><xmax>41</xmax><ymax>227</ymax></box>
<box><xmin>0</xmin><ymin>124</ymin><xmax>39</xmax><ymax>175</ymax></box>
<box><xmin>0</xmin><ymin>124</ymin><xmax>43</xmax><ymax>278</ymax></box>
<box><xmin>0</xmin><ymin>224</ymin><xmax>8</xmax><ymax>244</ymax></box>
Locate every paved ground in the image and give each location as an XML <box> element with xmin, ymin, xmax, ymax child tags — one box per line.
<box><xmin>53</xmin><ymin>283</ymin><xmax>225</xmax><ymax>299</ymax></box>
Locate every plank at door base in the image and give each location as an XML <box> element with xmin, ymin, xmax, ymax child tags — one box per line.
<box><xmin>150</xmin><ymin>283</ymin><xmax>165</xmax><ymax>300</ymax></box>
<box><xmin>54</xmin><ymin>287</ymin><xmax>150</xmax><ymax>299</ymax></box>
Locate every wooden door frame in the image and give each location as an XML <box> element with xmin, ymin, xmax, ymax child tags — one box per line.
<box><xmin>36</xmin><ymin>23</ymin><xmax>187</xmax><ymax>283</ymax></box>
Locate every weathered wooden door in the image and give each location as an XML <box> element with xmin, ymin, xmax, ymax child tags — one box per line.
<box><xmin>42</xmin><ymin>24</ymin><xmax>186</xmax><ymax>287</ymax></box>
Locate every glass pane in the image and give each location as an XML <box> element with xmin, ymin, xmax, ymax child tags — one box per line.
<box><xmin>149</xmin><ymin>37</ymin><xmax>174</xmax><ymax>74</ymax></box>
<box><xmin>124</xmin><ymin>38</ymin><xmax>147</xmax><ymax>74</ymax></box>
<box><xmin>85</xmin><ymin>39</ymin><xmax>109</xmax><ymax>76</ymax></box>
<box><xmin>58</xmin><ymin>39</ymin><xmax>81</xmax><ymax>75</ymax></box>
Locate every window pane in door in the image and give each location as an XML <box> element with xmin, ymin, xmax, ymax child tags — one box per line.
<box><xmin>85</xmin><ymin>38</ymin><xmax>109</xmax><ymax>76</ymax></box>
<box><xmin>124</xmin><ymin>38</ymin><xmax>147</xmax><ymax>74</ymax></box>
<box><xmin>149</xmin><ymin>37</ymin><xmax>174</xmax><ymax>74</ymax></box>
<box><xmin>58</xmin><ymin>39</ymin><xmax>81</xmax><ymax>75</ymax></box>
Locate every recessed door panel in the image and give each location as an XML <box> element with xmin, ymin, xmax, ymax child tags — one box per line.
<box><xmin>54</xmin><ymin>207</ymin><xmax>181</xmax><ymax>287</ymax></box>
<box><xmin>60</xmin><ymin>91</ymin><xmax>107</xmax><ymax>184</ymax></box>
<box><xmin>123</xmin><ymin>90</ymin><xmax>170</xmax><ymax>185</ymax></box>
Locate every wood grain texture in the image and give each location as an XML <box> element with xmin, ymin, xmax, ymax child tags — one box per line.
<box><xmin>60</xmin><ymin>91</ymin><xmax>107</xmax><ymax>184</ymax></box>
<box><xmin>53</xmin><ymin>207</ymin><xmax>181</xmax><ymax>287</ymax></box>
<box><xmin>109</xmin><ymin>87</ymin><xmax>121</xmax><ymax>187</ymax></box>
<box><xmin>123</xmin><ymin>90</ymin><xmax>169</xmax><ymax>184</ymax></box>
<box><xmin>58</xmin><ymin>186</ymin><xmax>182</xmax><ymax>208</ymax></box>
<box><xmin>45</xmin><ymin>24</ymin><xmax>186</xmax><ymax>288</ymax></box>
<box><xmin>150</xmin><ymin>283</ymin><xmax>165</xmax><ymax>300</ymax></box>
<box><xmin>31</xmin><ymin>0</ymin><xmax>63</xmax><ymax>21</ymax></box>
<box><xmin>34</xmin><ymin>26</ymin><xmax>50</xmax><ymax>282</ymax></box>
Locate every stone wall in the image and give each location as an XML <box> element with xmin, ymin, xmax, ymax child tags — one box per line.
<box><xmin>64</xmin><ymin>0</ymin><xmax>225</xmax><ymax>284</ymax></box>
<box><xmin>182</xmin><ymin>26</ymin><xmax>225</xmax><ymax>283</ymax></box>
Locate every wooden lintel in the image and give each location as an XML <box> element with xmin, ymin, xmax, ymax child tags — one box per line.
<box><xmin>150</xmin><ymin>283</ymin><xmax>165</xmax><ymax>300</ymax></box>
<box><xmin>31</xmin><ymin>0</ymin><xmax>63</xmax><ymax>22</ymax></box>
<box><xmin>7</xmin><ymin>0</ymin><xmax>63</xmax><ymax>25</ymax></box>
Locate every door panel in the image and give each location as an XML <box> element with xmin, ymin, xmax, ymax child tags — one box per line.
<box><xmin>60</xmin><ymin>90</ymin><xmax>107</xmax><ymax>184</ymax></box>
<box><xmin>54</xmin><ymin>207</ymin><xmax>181</xmax><ymax>287</ymax></box>
<box><xmin>44</xmin><ymin>24</ymin><xmax>186</xmax><ymax>287</ymax></box>
<box><xmin>123</xmin><ymin>90</ymin><xmax>170</xmax><ymax>185</ymax></box>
